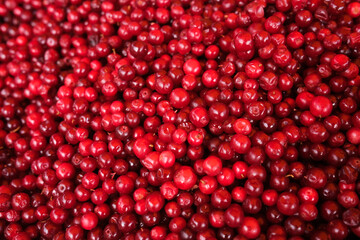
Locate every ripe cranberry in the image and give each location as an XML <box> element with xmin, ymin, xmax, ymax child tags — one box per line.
<box><xmin>116</xmin><ymin>175</ymin><xmax>134</xmax><ymax>194</ymax></box>
<box><xmin>189</xmin><ymin>107</ymin><xmax>210</xmax><ymax>128</ymax></box>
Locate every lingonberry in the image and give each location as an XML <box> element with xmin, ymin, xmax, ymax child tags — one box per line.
<box><xmin>203</xmin><ymin>156</ymin><xmax>222</xmax><ymax>177</ymax></box>
<box><xmin>327</xmin><ymin>219</ymin><xmax>349</xmax><ymax>240</ymax></box>
<box><xmin>116</xmin><ymin>175</ymin><xmax>134</xmax><ymax>194</ymax></box>
<box><xmin>310</xmin><ymin>96</ymin><xmax>333</xmax><ymax>118</ymax></box>
<box><xmin>240</xmin><ymin>216</ymin><xmax>261</xmax><ymax>239</ymax></box>
<box><xmin>199</xmin><ymin>176</ymin><xmax>218</xmax><ymax>195</ymax></box>
<box><xmin>133</xmin><ymin>138</ymin><xmax>152</xmax><ymax>159</ymax></box>
<box><xmin>11</xmin><ymin>193</ymin><xmax>30</xmax><ymax>211</ymax></box>
<box><xmin>297</xmin><ymin>187</ymin><xmax>319</xmax><ymax>204</ymax></box>
<box><xmin>211</xmin><ymin>188</ymin><xmax>232</xmax><ymax>210</ymax></box>
<box><xmin>173</xmin><ymin>166</ymin><xmax>197</xmax><ymax>191</ymax></box>
<box><xmin>224</xmin><ymin>204</ymin><xmax>244</xmax><ymax>228</ymax></box>
<box><xmin>1</xmin><ymin>0</ymin><xmax>360</xmax><ymax>237</ymax></box>
<box><xmin>217</xmin><ymin>168</ymin><xmax>235</xmax><ymax>187</ymax></box>
<box><xmin>202</xmin><ymin>69</ymin><xmax>219</xmax><ymax>88</ymax></box>
<box><xmin>261</xmin><ymin>189</ymin><xmax>278</xmax><ymax>207</ymax></box>
<box><xmin>183</xmin><ymin>59</ymin><xmax>201</xmax><ymax>76</ymax></box>
<box><xmin>80</xmin><ymin>212</ymin><xmax>98</xmax><ymax>230</ymax></box>
<box><xmin>146</xmin><ymin>191</ymin><xmax>165</xmax><ymax>212</ymax></box>
<box><xmin>159</xmin><ymin>150</ymin><xmax>175</xmax><ymax>168</ymax></box>
<box><xmin>277</xmin><ymin>192</ymin><xmax>299</xmax><ymax>216</ymax></box>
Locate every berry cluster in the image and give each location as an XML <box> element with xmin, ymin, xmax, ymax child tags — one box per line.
<box><xmin>1</xmin><ymin>0</ymin><xmax>360</xmax><ymax>239</ymax></box>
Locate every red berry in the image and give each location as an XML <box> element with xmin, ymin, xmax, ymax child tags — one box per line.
<box><xmin>173</xmin><ymin>166</ymin><xmax>197</xmax><ymax>190</ymax></box>
<box><xmin>310</xmin><ymin>96</ymin><xmax>333</xmax><ymax>118</ymax></box>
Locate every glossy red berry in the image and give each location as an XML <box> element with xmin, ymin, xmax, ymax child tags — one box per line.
<box><xmin>173</xmin><ymin>166</ymin><xmax>197</xmax><ymax>190</ymax></box>
<box><xmin>81</xmin><ymin>212</ymin><xmax>98</xmax><ymax>230</ymax></box>
<box><xmin>183</xmin><ymin>59</ymin><xmax>201</xmax><ymax>76</ymax></box>
<box><xmin>203</xmin><ymin>156</ymin><xmax>222</xmax><ymax>177</ymax></box>
<box><xmin>310</xmin><ymin>96</ymin><xmax>333</xmax><ymax>118</ymax></box>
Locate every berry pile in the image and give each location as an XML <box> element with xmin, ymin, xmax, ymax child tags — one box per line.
<box><xmin>1</xmin><ymin>0</ymin><xmax>360</xmax><ymax>239</ymax></box>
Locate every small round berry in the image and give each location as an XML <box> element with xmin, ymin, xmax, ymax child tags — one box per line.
<box><xmin>183</xmin><ymin>59</ymin><xmax>201</xmax><ymax>76</ymax></box>
<box><xmin>203</xmin><ymin>156</ymin><xmax>222</xmax><ymax>177</ymax></box>
<box><xmin>310</xmin><ymin>96</ymin><xmax>333</xmax><ymax>118</ymax></box>
<box><xmin>159</xmin><ymin>150</ymin><xmax>176</xmax><ymax>168</ymax></box>
<box><xmin>173</xmin><ymin>166</ymin><xmax>197</xmax><ymax>190</ymax></box>
<box><xmin>81</xmin><ymin>212</ymin><xmax>98</xmax><ymax>230</ymax></box>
